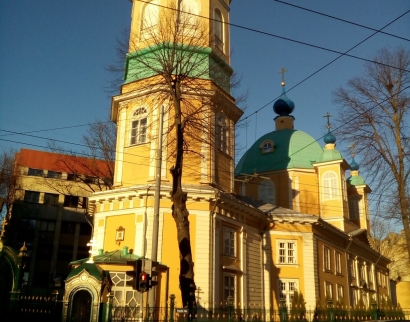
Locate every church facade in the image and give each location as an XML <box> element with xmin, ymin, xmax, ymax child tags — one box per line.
<box><xmin>64</xmin><ymin>0</ymin><xmax>393</xmax><ymax>320</ymax></box>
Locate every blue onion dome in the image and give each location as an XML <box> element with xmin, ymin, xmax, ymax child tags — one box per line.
<box><xmin>350</xmin><ymin>157</ymin><xmax>360</xmax><ymax>171</ymax></box>
<box><xmin>324</xmin><ymin>129</ymin><xmax>336</xmax><ymax>144</ymax></box>
<box><xmin>273</xmin><ymin>86</ymin><xmax>295</xmax><ymax>116</ymax></box>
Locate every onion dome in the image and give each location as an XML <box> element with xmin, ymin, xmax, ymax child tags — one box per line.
<box><xmin>324</xmin><ymin>129</ymin><xmax>336</xmax><ymax>144</ymax></box>
<box><xmin>350</xmin><ymin>157</ymin><xmax>360</xmax><ymax>171</ymax></box>
<box><xmin>273</xmin><ymin>86</ymin><xmax>295</xmax><ymax>116</ymax></box>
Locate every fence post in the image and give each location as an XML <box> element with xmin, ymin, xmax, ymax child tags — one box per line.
<box><xmin>280</xmin><ymin>299</ymin><xmax>288</xmax><ymax>322</ymax></box>
<box><xmin>170</xmin><ymin>294</ymin><xmax>176</xmax><ymax>322</ymax></box>
<box><xmin>228</xmin><ymin>296</ymin><xmax>234</xmax><ymax>322</ymax></box>
<box><xmin>327</xmin><ymin>300</ymin><xmax>334</xmax><ymax>322</ymax></box>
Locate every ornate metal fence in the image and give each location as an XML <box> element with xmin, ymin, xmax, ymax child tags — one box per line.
<box><xmin>17</xmin><ymin>294</ymin><xmax>62</xmax><ymax>321</ymax></box>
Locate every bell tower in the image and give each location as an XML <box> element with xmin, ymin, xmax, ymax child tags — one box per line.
<box><xmin>110</xmin><ymin>0</ymin><xmax>242</xmax><ymax>191</ymax></box>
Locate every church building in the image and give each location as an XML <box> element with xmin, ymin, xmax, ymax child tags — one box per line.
<box><xmin>62</xmin><ymin>0</ymin><xmax>391</xmax><ymax>320</ymax></box>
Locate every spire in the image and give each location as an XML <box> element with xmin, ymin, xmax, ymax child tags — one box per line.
<box><xmin>273</xmin><ymin>68</ymin><xmax>295</xmax><ymax>117</ymax></box>
<box><xmin>348</xmin><ymin>144</ymin><xmax>360</xmax><ymax>171</ymax></box>
<box><xmin>323</xmin><ymin>112</ymin><xmax>336</xmax><ymax>144</ymax></box>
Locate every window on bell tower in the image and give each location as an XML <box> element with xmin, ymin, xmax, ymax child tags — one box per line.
<box><xmin>141</xmin><ymin>0</ymin><xmax>159</xmax><ymax>39</ymax></box>
<box><xmin>216</xmin><ymin>113</ymin><xmax>228</xmax><ymax>153</ymax></box>
<box><xmin>323</xmin><ymin>171</ymin><xmax>338</xmax><ymax>200</ymax></box>
<box><xmin>349</xmin><ymin>195</ymin><xmax>362</xmax><ymax>219</ymax></box>
<box><xmin>214</xmin><ymin>8</ymin><xmax>223</xmax><ymax>51</ymax></box>
<box><xmin>130</xmin><ymin>107</ymin><xmax>148</xmax><ymax>145</ymax></box>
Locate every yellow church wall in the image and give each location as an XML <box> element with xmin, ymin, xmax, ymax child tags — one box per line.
<box><xmin>215</xmin><ymin>151</ymin><xmax>232</xmax><ymax>192</ymax></box>
<box><xmin>105</xmin><ymin>214</ymin><xmax>137</xmax><ymax>252</ymax></box>
<box><xmin>295</xmin><ymin>172</ymin><xmax>320</xmax><ymax>215</ymax></box>
<box><xmin>161</xmin><ymin>211</ymin><xmax>197</xmax><ymax>306</ymax></box>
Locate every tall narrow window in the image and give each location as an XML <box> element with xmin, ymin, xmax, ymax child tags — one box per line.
<box><xmin>325</xmin><ymin>282</ymin><xmax>333</xmax><ymax>299</ymax></box>
<box><xmin>349</xmin><ymin>195</ymin><xmax>362</xmax><ymax>219</ymax></box>
<box><xmin>216</xmin><ymin>113</ymin><xmax>228</xmax><ymax>153</ymax></box>
<box><xmin>223</xmin><ymin>273</ymin><xmax>235</xmax><ymax>302</ymax></box>
<box><xmin>214</xmin><ymin>9</ymin><xmax>223</xmax><ymax>51</ymax></box>
<box><xmin>223</xmin><ymin>227</ymin><xmax>236</xmax><ymax>257</ymax></box>
<box><xmin>180</xmin><ymin>0</ymin><xmax>199</xmax><ymax>27</ymax></box>
<box><xmin>141</xmin><ymin>0</ymin><xmax>159</xmax><ymax>37</ymax></box>
<box><xmin>336</xmin><ymin>285</ymin><xmax>343</xmax><ymax>302</ymax></box>
<box><xmin>335</xmin><ymin>252</ymin><xmax>342</xmax><ymax>274</ymax></box>
<box><xmin>323</xmin><ymin>171</ymin><xmax>338</xmax><ymax>200</ymax></box>
<box><xmin>259</xmin><ymin>179</ymin><xmax>275</xmax><ymax>204</ymax></box>
<box><xmin>324</xmin><ymin>247</ymin><xmax>331</xmax><ymax>271</ymax></box>
<box><xmin>130</xmin><ymin>107</ymin><xmax>148</xmax><ymax>145</ymax></box>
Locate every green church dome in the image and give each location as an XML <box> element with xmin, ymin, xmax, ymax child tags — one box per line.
<box><xmin>235</xmin><ymin>129</ymin><xmax>323</xmax><ymax>175</ymax></box>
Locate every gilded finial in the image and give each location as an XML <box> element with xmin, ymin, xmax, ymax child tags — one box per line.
<box><xmin>348</xmin><ymin>143</ymin><xmax>357</xmax><ymax>158</ymax></box>
<box><xmin>278</xmin><ymin>67</ymin><xmax>288</xmax><ymax>86</ymax></box>
<box><xmin>323</xmin><ymin>112</ymin><xmax>333</xmax><ymax>130</ymax></box>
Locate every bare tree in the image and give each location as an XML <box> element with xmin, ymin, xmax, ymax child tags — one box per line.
<box><xmin>47</xmin><ymin>119</ymin><xmax>116</xmax><ymax>195</ymax></box>
<box><xmin>333</xmin><ymin>46</ymin><xmax>410</xmax><ymax>259</ymax></box>
<box><xmin>121</xmin><ymin>1</ymin><xmax>243</xmax><ymax>307</ymax></box>
<box><xmin>0</xmin><ymin>149</ymin><xmax>17</xmax><ymax>242</ymax></box>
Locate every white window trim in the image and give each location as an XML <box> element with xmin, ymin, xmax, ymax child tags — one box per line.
<box><xmin>129</xmin><ymin>107</ymin><xmax>148</xmax><ymax>146</ymax></box>
<box><xmin>322</xmin><ymin>170</ymin><xmax>338</xmax><ymax>200</ymax></box>
<box><xmin>277</xmin><ymin>240</ymin><xmax>297</xmax><ymax>265</ymax></box>
<box><xmin>324</xmin><ymin>247</ymin><xmax>331</xmax><ymax>272</ymax></box>
<box><xmin>278</xmin><ymin>279</ymin><xmax>298</xmax><ymax>307</ymax></box>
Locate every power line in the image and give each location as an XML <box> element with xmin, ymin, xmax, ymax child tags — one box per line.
<box><xmin>273</xmin><ymin>0</ymin><xmax>410</xmax><ymax>42</ymax></box>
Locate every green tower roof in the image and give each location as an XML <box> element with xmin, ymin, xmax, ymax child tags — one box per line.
<box><xmin>235</xmin><ymin>129</ymin><xmax>323</xmax><ymax>175</ymax></box>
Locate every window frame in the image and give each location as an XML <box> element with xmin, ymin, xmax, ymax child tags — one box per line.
<box><xmin>325</xmin><ymin>282</ymin><xmax>333</xmax><ymax>300</ymax></box>
<box><xmin>277</xmin><ymin>240</ymin><xmax>297</xmax><ymax>265</ymax></box>
<box><xmin>28</xmin><ymin>168</ymin><xmax>43</xmax><ymax>177</ymax></box>
<box><xmin>223</xmin><ymin>273</ymin><xmax>236</xmax><ymax>303</ymax></box>
<box><xmin>214</xmin><ymin>8</ymin><xmax>224</xmax><ymax>51</ymax></box>
<box><xmin>278</xmin><ymin>279</ymin><xmax>298</xmax><ymax>307</ymax></box>
<box><xmin>323</xmin><ymin>171</ymin><xmax>338</xmax><ymax>200</ymax></box>
<box><xmin>335</xmin><ymin>251</ymin><xmax>342</xmax><ymax>275</ymax></box>
<box><xmin>223</xmin><ymin>227</ymin><xmax>236</xmax><ymax>257</ymax></box>
<box><xmin>44</xmin><ymin>193</ymin><xmax>59</xmax><ymax>206</ymax></box>
<box><xmin>24</xmin><ymin>190</ymin><xmax>40</xmax><ymax>203</ymax></box>
<box><xmin>129</xmin><ymin>107</ymin><xmax>148</xmax><ymax>146</ymax></box>
<box><xmin>324</xmin><ymin>247</ymin><xmax>331</xmax><ymax>272</ymax></box>
<box><xmin>336</xmin><ymin>284</ymin><xmax>343</xmax><ymax>302</ymax></box>
<box><xmin>348</xmin><ymin>195</ymin><xmax>362</xmax><ymax>219</ymax></box>
<box><xmin>260</xmin><ymin>140</ymin><xmax>274</xmax><ymax>153</ymax></box>
<box><xmin>258</xmin><ymin>179</ymin><xmax>275</xmax><ymax>204</ymax></box>
<box><xmin>216</xmin><ymin>113</ymin><xmax>229</xmax><ymax>153</ymax></box>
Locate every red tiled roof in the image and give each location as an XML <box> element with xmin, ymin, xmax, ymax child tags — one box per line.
<box><xmin>15</xmin><ymin>148</ymin><xmax>112</xmax><ymax>177</ymax></box>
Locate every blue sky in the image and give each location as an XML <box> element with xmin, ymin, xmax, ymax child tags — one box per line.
<box><xmin>0</xmin><ymin>0</ymin><xmax>409</xmax><ymax>164</ymax></box>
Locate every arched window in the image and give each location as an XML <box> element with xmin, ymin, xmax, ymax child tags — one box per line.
<box><xmin>260</xmin><ymin>140</ymin><xmax>274</xmax><ymax>153</ymax></box>
<box><xmin>141</xmin><ymin>0</ymin><xmax>159</xmax><ymax>36</ymax></box>
<box><xmin>259</xmin><ymin>179</ymin><xmax>276</xmax><ymax>204</ymax></box>
<box><xmin>130</xmin><ymin>107</ymin><xmax>148</xmax><ymax>145</ymax></box>
<box><xmin>349</xmin><ymin>195</ymin><xmax>362</xmax><ymax>219</ymax></box>
<box><xmin>216</xmin><ymin>113</ymin><xmax>228</xmax><ymax>153</ymax></box>
<box><xmin>214</xmin><ymin>8</ymin><xmax>223</xmax><ymax>50</ymax></box>
<box><xmin>322</xmin><ymin>171</ymin><xmax>338</xmax><ymax>200</ymax></box>
<box><xmin>180</xmin><ymin>0</ymin><xmax>199</xmax><ymax>26</ymax></box>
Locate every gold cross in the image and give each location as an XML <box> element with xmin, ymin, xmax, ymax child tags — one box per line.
<box><xmin>278</xmin><ymin>67</ymin><xmax>288</xmax><ymax>86</ymax></box>
<box><xmin>323</xmin><ymin>112</ymin><xmax>333</xmax><ymax>129</ymax></box>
